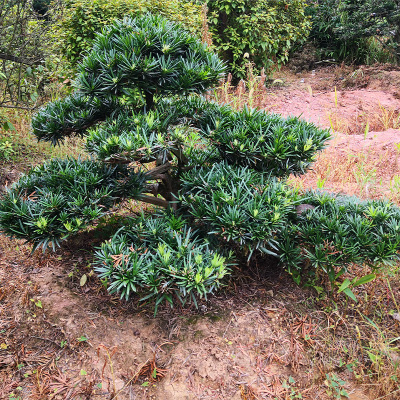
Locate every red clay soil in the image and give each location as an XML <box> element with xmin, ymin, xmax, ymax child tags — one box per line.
<box><xmin>266</xmin><ymin>65</ymin><xmax>400</xmax><ymax>204</ymax></box>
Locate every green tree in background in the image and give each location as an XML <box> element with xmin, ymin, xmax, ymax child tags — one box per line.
<box><xmin>206</xmin><ymin>0</ymin><xmax>311</xmax><ymax>78</ymax></box>
<box><xmin>0</xmin><ymin>0</ymin><xmax>60</xmax><ymax>108</ymax></box>
<box><xmin>55</xmin><ymin>0</ymin><xmax>203</xmax><ymax>67</ymax></box>
<box><xmin>339</xmin><ymin>0</ymin><xmax>400</xmax><ymax>61</ymax></box>
<box><xmin>307</xmin><ymin>0</ymin><xmax>400</xmax><ymax>64</ymax></box>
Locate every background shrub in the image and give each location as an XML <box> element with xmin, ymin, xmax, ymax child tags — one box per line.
<box><xmin>54</xmin><ymin>0</ymin><xmax>203</xmax><ymax>66</ymax></box>
<box><xmin>0</xmin><ymin>0</ymin><xmax>62</xmax><ymax>109</ymax></box>
<box><xmin>205</xmin><ymin>0</ymin><xmax>311</xmax><ymax>79</ymax></box>
<box><xmin>307</xmin><ymin>0</ymin><xmax>399</xmax><ymax>64</ymax></box>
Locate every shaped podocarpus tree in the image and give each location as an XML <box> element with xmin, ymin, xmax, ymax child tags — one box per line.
<box><xmin>1</xmin><ymin>14</ymin><xmax>399</xmax><ymax>310</ymax></box>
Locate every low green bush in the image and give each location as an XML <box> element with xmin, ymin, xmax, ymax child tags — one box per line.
<box><xmin>95</xmin><ymin>211</ymin><xmax>230</xmax><ymax>312</ymax></box>
<box><xmin>278</xmin><ymin>191</ymin><xmax>400</xmax><ymax>288</ymax></box>
<box><xmin>0</xmin><ymin>158</ymin><xmax>146</xmax><ymax>250</ymax></box>
<box><xmin>179</xmin><ymin>162</ymin><xmax>297</xmax><ymax>257</ymax></box>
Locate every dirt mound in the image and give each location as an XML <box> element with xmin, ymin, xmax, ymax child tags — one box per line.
<box><xmin>0</xmin><ymin>167</ymin><xmax>19</xmax><ymax>192</ymax></box>
<box><xmin>265</xmin><ymin>88</ymin><xmax>400</xmax><ymax>134</ymax></box>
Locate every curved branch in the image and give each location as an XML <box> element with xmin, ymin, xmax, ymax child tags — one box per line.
<box><xmin>0</xmin><ymin>52</ymin><xmax>42</xmax><ymax>65</ymax></box>
<box><xmin>144</xmin><ymin>162</ymin><xmax>172</xmax><ymax>178</ymax></box>
<box><xmin>138</xmin><ymin>194</ymin><xmax>169</xmax><ymax>208</ymax></box>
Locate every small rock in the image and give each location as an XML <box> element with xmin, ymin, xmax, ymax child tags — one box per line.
<box><xmin>390</xmin><ymin>312</ymin><xmax>400</xmax><ymax>322</ymax></box>
<box><xmin>114</xmin><ymin>378</ymin><xmax>125</xmax><ymax>391</ymax></box>
<box><xmin>230</xmin><ymin>390</ymin><xmax>242</xmax><ymax>400</ymax></box>
<box><xmin>296</xmin><ymin>204</ymin><xmax>316</xmax><ymax>215</ymax></box>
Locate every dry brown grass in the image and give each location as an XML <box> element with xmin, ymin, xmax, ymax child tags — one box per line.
<box><xmin>327</xmin><ymin>103</ymin><xmax>400</xmax><ymax>135</ymax></box>
<box><xmin>0</xmin><ymin>107</ymin><xmax>85</xmax><ymax>173</ymax></box>
<box><xmin>289</xmin><ymin>142</ymin><xmax>400</xmax><ymax>205</ymax></box>
<box><xmin>201</xmin><ymin>3</ymin><xmax>213</xmax><ymax>48</ymax></box>
<box><xmin>207</xmin><ymin>64</ymin><xmax>269</xmax><ymax>110</ymax></box>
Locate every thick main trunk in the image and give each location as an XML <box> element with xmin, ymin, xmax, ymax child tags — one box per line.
<box><xmin>144</xmin><ymin>91</ymin><xmax>154</xmax><ymax>112</ymax></box>
<box><xmin>142</xmin><ymin>161</ymin><xmax>179</xmax><ymax>210</ymax></box>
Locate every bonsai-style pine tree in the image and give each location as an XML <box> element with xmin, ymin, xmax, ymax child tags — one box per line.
<box><xmin>1</xmin><ymin>14</ymin><xmax>399</xmax><ymax>310</ymax></box>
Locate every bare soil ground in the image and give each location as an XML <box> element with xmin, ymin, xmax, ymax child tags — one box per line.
<box><xmin>1</xmin><ymin>65</ymin><xmax>400</xmax><ymax>400</ymax></box>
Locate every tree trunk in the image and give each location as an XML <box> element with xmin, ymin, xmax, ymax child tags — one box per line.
<box><xmin>144</xmin><ymin>91</ymin><xmax>154</xmax><ymax>112</ymax></box>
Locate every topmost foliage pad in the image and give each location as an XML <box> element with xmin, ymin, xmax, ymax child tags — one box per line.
<box><xmin>75</xmin><ymin>15</ymin><xmax>225</xmax><ymax>99</ymax></box>
<box><xmin>32</xmin><ymin>14</ymin><xmax>225</xmax><ymax>145</ymax></box>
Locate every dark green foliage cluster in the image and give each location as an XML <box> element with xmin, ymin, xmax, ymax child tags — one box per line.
<box><xmin>205</xmin><ymin>0</ymin><xmax>311</xmax><ymax>78</ymax></box>
<box><xmin>32</xmin><ymin>94</ymin><xmax>121</xmax><ymax>145</ymax></box>
<box><xmin>95</xmin><ymin>211</ymin><xmax>229</xmax><ymax>313</ymax></box>
<box><xmin>337</xmin><ymin>0</ymin><xmax>400</xmax><ymax>43</ymax></box>
<box><xmin>205</xmin><ymin>107</ymin><xmax>330</xmax><ymax>176</ymax></box>
<box><xmin>75</xmin><ymin>16</ymin><xmax>224</xmax><ymax>100</ymax></box>
<box><xmin>1</xmin><ymin>14</ymin><xmax>399</xmax><ymax>310</ymax></box>
<box><xmin>55</xmin><ymin>0</ymin><xmax>203</xmax><ymax>66</ymax></box>
<box><xmin>307</xmin><ymin>0</ymin><xmax>400</xmax><ymax>63</ymax></box>
<box><xmin>33</xmin><ymin>14</ymin><xmax>225</xmax><ymax>146</ymax></box>
<box><xmin>32</xmin><ymin>0</ymin><xmax>51</xmax><ymax>16</ymax></box>
<box><xmin>0</xmin><ymin>158</ymin><xmax>145</xmax><ymax>250</ymax></box>
<box><xmin>85</xmin><ymin>111</ymin><xmax>166</xmax><ymax>163</ymax></box>
<box><xmin>85</xmin><ymin>97</ymin><xmax>330</xmax><ymax>173</ymax></box>
<box><xmin>180</xmin><ymin>163</ymin><xmax>297</xmax><ymax>256</ymax></box>
<box><xmin>85</xmin><ymin>105</ymin><xmax>214</xmax><ymax>167</ymax></box>
<box><xmin>278</xmin><ymin>191</ymin><xmax>400</xmax><ymax>284</ymax></box>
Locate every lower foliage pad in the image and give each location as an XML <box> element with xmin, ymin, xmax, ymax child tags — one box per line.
<box><xmin>94</xmin><ymin>211</ymin><xmax>230</xmax><ymax>312</ymax></box>
<box><xmin>0</xmin><ymin>158</ymin><xmax>146</xmax><ymax>250</ymax></box>
<box><xmin>180</xmin><ymin>162</ymin><xmax>299</xmax><ymax>257</ymax></box>
<box><xmin>277</xmin><ymin>191</ymin><xmax>400</xmax><ymax>284</ymax></box>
